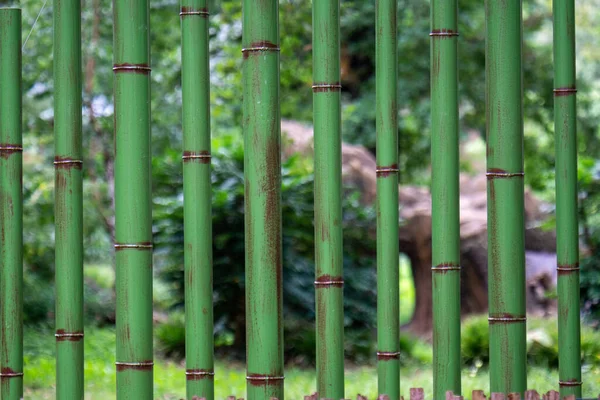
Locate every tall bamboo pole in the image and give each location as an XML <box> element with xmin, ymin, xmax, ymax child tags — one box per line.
<box><xmin>376</xmin><ymin>0</ymin><xmax>400</xmax><ymax>398</ymax></box>
<box><xmin>242</xmin><ymin>1</ymin><xmax>284</xmax><ymax>399</ymax></box>
<box><xmin>486</xmin><ymin>0</ymin><xmax>527</xmax><ymax>394</ymax></box>
<box><xmin>113</xmin><ymin>0</ymin><xmax>153</xmax><ymax>397</ymax></box>
<box><xmin>180</xmin><ymin>0</ymin><xmax>214</xmax><ymax>399</ymax></box>
<box><xmin>54</xmin><ymin>0</ymin><xmax>84</xmax><ymax>397</ymax></box>
<box><xmin>553</xmin><ymin>0</ymin><xmax>581</xmax><ymax>395</ymax></box>
<box><xmin>0</xmin><ymin>8</ymin><xmax>23</xmax><ymax>400</ymax></box>
<box><xmin>430</xmin><ymin>0</ymin><xmax>461</xmax><ymax>396</ymax></box>
<box><xmin>313</xmin><ymin>0</ymin><xmax>344</xmax><ymax>397</ymax></box>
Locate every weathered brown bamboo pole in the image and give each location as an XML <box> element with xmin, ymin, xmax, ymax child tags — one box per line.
<box><xmin>376</xmin><ymin>0</ymin><xmax>400</xmax><ymax>398</ymax></box>
<box><xmin>180</xmin><ymin>0</ymin><xmax>214</xmax><ymax>398</ymax></box>
<box><xmin>54</xmin><ymin>0</ymin><xmax>84</xmax><ymax>397</ymax></box>
<box><xmin>553</xmin><ymin>0</ymin><xmax>582</xmax><ymax>395</ymax></box>
<box><xmin>313</xmin><ymin>0</ymin><xmax>344</xmax><ymax>397</ymax></box>
<box><xmin>242</xmin><ymin>0</ymin><xmax>284</xmax><ymax>399</ymax></box>
<box><xmin>113</xmin><ymin>0</ymin><xmax>154</xmax><ymax>397</ymax></box>
<box><xmin>0</xmin><ymin>8</ymin><xmax>23</xmax><ymax>400</ymax></box>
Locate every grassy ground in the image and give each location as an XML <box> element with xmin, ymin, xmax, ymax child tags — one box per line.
<box><xmin>23</xmin><ymin>327</ymin><xmax>600</xmax><ymax>399</ymax></box>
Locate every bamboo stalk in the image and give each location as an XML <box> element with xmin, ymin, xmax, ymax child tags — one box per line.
<box><xmin>54</xmin><ymin>0</ymin><xmax>84</xmax><ymax>397</ymax></box>
<box><xmin>376</xmin><ymin>0</ymin><xmax>400</xmax><ymax>398</ymax></box>
<box><xmin>0</xmin><ymin>8</ymin><xmax>23</xmax><ymax>400</ymax></box>
<box><xmin>180</xmin><ymin>0</ymin><xmax>214</xmax><ymax>398</ymax></box>
<box><xmin>313</xmin><ymin>0</ymin><xmax>344</xmax><ymax>397</ymax></box>
<box><xmin>485</xmin><ymin>0</ymin><xmax>527</xmax><ymax>394</ymax></box>
<box><xmin>242</xmin><ymin>0</ymin><xmax>284</xmax><ymax>399</ymax></box>
<box><xmin>430</xmin><ymin>0</ymin><xmax>461</xmax><ymax>396</ymax></box>
<box><xmin>113</xmin><ymin>0</ymin><xmax>153</xmax><ymax>397</ymax></box>
<box><xmin>552</xmin><ymin>0</ymin><xmax>581</xmax><ymax>395</ymax></box>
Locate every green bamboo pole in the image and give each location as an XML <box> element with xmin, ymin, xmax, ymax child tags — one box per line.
<box><xmin>0</xmin><ymin>8</ymin><xmax>23</xmax><ymax>400</ymax></box>
<box><xmin>553</xmin><ymin>0</ymin><xmax>581</xmax><ymax>395</ymax></box>
<box><xmin>113</xmin><ymin>0</ymin><xmax>153</xmax><ymax>397</ymax></box>
<box><xmin>54</xmin><ymin>0</ymin><xmax>84</xmax><ymax>397</ymax></box>
<box><xmin>180</xmin><ymin>0</ymin><xmax>214</xmax><ymax>399</ymax></box>
<box><xmin>313</xmin><ymin>0</ymin><xmax>344</xmax><ymax>397</ymax></box>
<box><xmin>430</xmin><ymin>0</ymin><xmax>461</xmax><ymax>396</ymax></box>
<box><xmin>486</xmin><ymin>0</ymin><xmax>527</xmax><ymax>394</ymax></box>
<box><xmin>242</xmin><ymin>1</ymin><xmax>284</xmax><ymax>399</ymax></box>
<box><xmin>376</xmin><ymin>0</ymin><xmax>400</xmax><ymax>398</ymax></box>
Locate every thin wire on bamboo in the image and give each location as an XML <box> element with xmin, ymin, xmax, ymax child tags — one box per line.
<box><xmin>375</xmin><ymin>0</ymin><xmax>400</xmax><ymax>398</ymax></box>
<box><xmin>0</xmin><ymin>8</ymin><xmax>23</xmax><ymax>400</ymax></box>
<box><xmin>313</xmin><ymin>0</ymin><xmax>344</xmax><ymax>397</ymax></box>
<box><xmin>485</xmin><ymin>0</ymin><xmax>527</xmax><ymax>393</ymax></box>
<box><xmin>430</xmin><ymin>0</ymin><xmax>461</xmax><ymax>396</ymax></box>
<box><xmin>552</xmin><ymin>0</ymin><xmax>582</xmax><ymax>395</ymax></box>
<box><xmin>242</xmin><ymin>0</ymin><xmax>284</xmax><ymax>399</ymax></box>
<box><xmin>53</xmin><ymin>0</ymin><xmax>84</xmax><ymax>397</ymax></box>
<box><xmin>112</xmin><ymin>0</ymin><xmax>154</xmax><ymax>397</ymax></box>
<box><xmin>181</xmin><ymin>0</ymin><xmax>215</xmax><ymax>398</ymax></box>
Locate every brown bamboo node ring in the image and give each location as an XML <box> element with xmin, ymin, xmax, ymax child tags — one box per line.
<box><xmin>115</xmin><ymin>361</ymin><xmax>154</xmax><ymax>367</ymax></box>
<box><xmin>485</xmin><ymin>171</ymin><xmax>524</xmax><ymax>178</ymax></box>
<box><xmin>376</xmin><ymin>166</ymin><xmax>399</xmax><ymax>174</ymax></box>
<box><xmin>314</xmin><ymin>280</ymin><xmax>345</xmax><ymax>287</ymax></box>
<box><xmin>54</xmin><ymin>159</ymin><xmax>83</xmax><ymax>166</ymax></box>
<box><xmin>377</xmin><ymin>351</ymin><xmax>401</xmax><ymax>357</ymax></box>
<box><xmin>55</xmin><ymin>332</ymin><xmax>84</xmax><ymax>338</ymax></box>
<box><xmin>186</xmin><ymin>370</ymin><xmax>215</xmax><ymax>376</ymax></box>
<box><xmin>246</xmin><ymin>375</ymin><xmax>285</xmax><ymax>382</ymax></box>
<box><xmin>241</xmin><ymin>46</ymin><xmax>280</xmax><ymax>53</ymax></box>
<box><xmin>114</xmin><ymin>243</ymin><xmax>153</xmax><ymax>250</ymax></box>
<box><xmin>432</xmin><ymin>266</ymin><xmax>461</xmax><ymax>271</ymax></box>
<box><xmin>559</xmin><ymin>380</ymin><xmax>583</xmax><ymax>386</ymax></box>
<box><xmin>556</xmin><ymin>266</ymin><xmax>580</xmax><ymax>271</ymax></box>
<box><xmin>112</xmin><ymin>64</ymin><xmax>152</xmax><ymax>73</ymax></box>
<box><xmin>488</xmin><ymin>316</ymin><xmax>527</xmax><ymax>323</ymax></box>
<box><xmin>182</xmin><ymin>153</ymin><xmax>212</xmax><ymax>160</ymax></box>
<box><xmin>179</xmin><ymin>10</ymin><xmax>209</xmax><ymax>16</ymax></box>
<box><xmin>312</xmin><ymin>83</ymin><xmax>342</xmax><ymax>92</ymax></box>
<box><xmin>0</xmin><ymin>144</ymin><xmax>23</xmax><ymax>152</ymax></box>
<box><xmin>0</xmin><ymin>371</ymin><xmax>23</xmax><ymax>377</ymax></box>
<box><xmin>553</xmin><ymin>88</ymin><xmax>577</xmax><ymax>95</ymax></box>
<box><xmin>430</xmin><ymin>31</ymin><xmax>459</xmax><ymax>37</ymax></box>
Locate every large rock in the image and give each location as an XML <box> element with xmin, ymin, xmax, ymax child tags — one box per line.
<box><xmin>281</xmin><ymin>120</ymin><xmax>558</xmax><ymax>334</ymax></box>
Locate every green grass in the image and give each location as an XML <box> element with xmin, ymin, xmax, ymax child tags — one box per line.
<box><xmin>23</xmin><ymin>326</ymin><xmax>600</xmax><ymax>399</ymax></box>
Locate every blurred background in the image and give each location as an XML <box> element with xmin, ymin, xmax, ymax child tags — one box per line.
<box><xmin>11</xmin><ymin>0</ymin><xmax>600</xmax><ymax>397</ymax></box>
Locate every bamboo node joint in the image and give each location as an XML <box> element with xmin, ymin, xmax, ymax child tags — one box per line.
<box><xmin>377</xmin><ymin>351</ymin><xmax>400</xmax><ymax>360</ymax></box>
<box><xmin>246</xmin><ymin>375</ymin><xmax>285</xmax><ymax>382</ymax></box>
<box><xmin>54</xmin><ymin>159</ymin><xmax>83</xmax><ymax>166</ymax></box>
<box><xmin>186</xmin><ymin>370</ymin><xmax>215</xmax><ymax>376</ymax></box>
<box><xmin>114</xmin><ymin>242</ymin><xmax>153</xmax><ymax>250</ymax></box>
<box><xmin>182</xmin><ymin>153</ymin><xmax>212</xmax><ymax>160</ymax></box>
<box><xmin>430</xmin><ymin>30</ymin><xmax>459</xmax><ymax>37</ymax></box>
<box><xmin>553</xmin><ymin>87</ymin><xmax>577</xmax><ymax>96</ymax></box>
<box><xmin>0</xmin><ymin>144</ymin><xmax>23</xmax><ymax>154</ymax></box>
<box><xmin>113</xmin><ymin>64</ymin><xmax>151</xmax><ymax>74</ymax></box>
<box><xmin>55</xmin><ymin>331</ymin><xmax>84</xmax><ymax>338</ymax></box>
<box><xmin>314</xmin><ymin>279</ymin><xmax>344</xmax><ymax>287</ymax></box>
<box><xmin>0</xmin><ymin>371</ymin><xmax>23</xmax><ymax>377</ymax></box>
<box><xmin>241</xmin><ymin>46</ymin><xmax>280</xmax><ymax>53</ymax></box>
<box><xmin>312</xmin><ymin>83</ymin><xmax>342</xmax><ymax>92</ymax></box>
<box><xmin>559</xmin><ymin>380</ymin><xmax>583</xmax><ymax>386</ymax></box>
<box><xmin>488</xmin><ymin>316</ymin><xmax>527</xmax><ymax>323</ymax></box>
<box><xmin>179</xmin><ymin>10</ymin><xmax>209</xmax><ymax>16</ymax></box>
<box><xmin>486</xmin><ymin>171</ymin><xmax>524</xmax><ymax>179</ymax></box>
